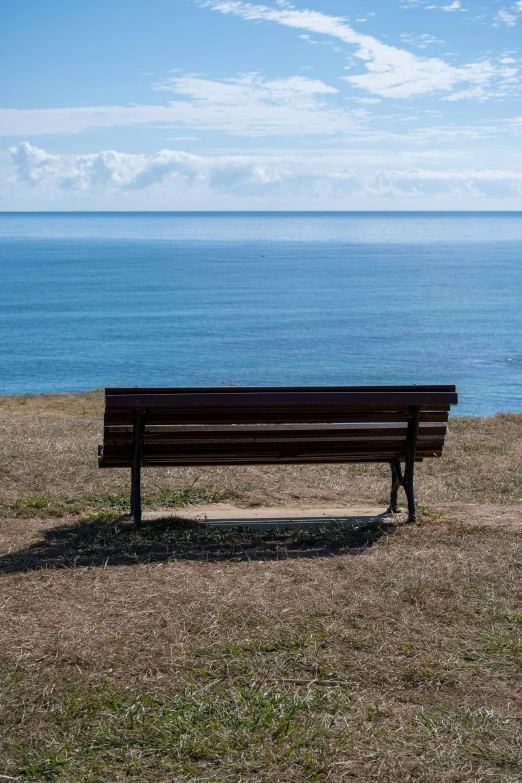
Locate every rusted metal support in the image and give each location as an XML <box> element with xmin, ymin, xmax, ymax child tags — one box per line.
<box><xmin>403</xmin><ymin>407</ymin><xmax>421</xmax><ymax>523</ymax></box>
<box><xmin>131</xmin><ymin>410</ymin><xmax>145</xmax><ymax>527</ymax></box>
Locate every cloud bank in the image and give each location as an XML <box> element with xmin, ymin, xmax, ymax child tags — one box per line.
<box><xmin>9</xmin><ymin>142</ymin><xmax>283</xmax><ymax>192</ymax></box>
<box><xmin>8</xmin><ymin>142</ymin><xmax>522</xmax><ymax>201</ymax></box>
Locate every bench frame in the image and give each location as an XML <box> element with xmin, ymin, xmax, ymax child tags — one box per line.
<box><xmin>388</xmin><ymin>406</ymin><xmax>421</xmax><ymax>519</ymax></box>
<box><xmin>99</xmin><ymin>387</ymin><xmax>457</xmax><ymax>527</ymax></box>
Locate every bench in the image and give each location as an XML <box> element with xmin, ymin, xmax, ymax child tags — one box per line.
<box><xmin>98</xmin><ymin>385</ymin><xmax>458</xmax><ymax>527</ymax></box>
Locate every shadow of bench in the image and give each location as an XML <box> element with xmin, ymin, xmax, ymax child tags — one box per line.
<box><xmin>0</xmin><ymin>513</ymin><xmax>397</xmax><ymax>573</ymax></box>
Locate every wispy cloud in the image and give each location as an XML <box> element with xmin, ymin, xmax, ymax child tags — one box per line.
<box><xmin>153</xmin><ymin>72</ymin><xmax>338</xmax><ymax>101</ymax></box>
<box><xmin>440</xmin><ymin>2</ymin><xmax>463</xmax><ymax>12</ymax></box>
<box><xmin>0</xmin><ymin>73</ymin><xmax>368</xmax><ymax>138</ymax></box>
<box><xmin>399</xmin><ymin>32</ymin><xmax>445</xmax><ymax>49</ymax></box>
<box><xmin>496</xmin><ymin>9</ymin><xmax>517</xmax><ymax>27</ymax></box>
<box><xmin>402</xmin><ymin>0</ymin><xmax>465</xmax><ymax>9</ymax></box>
<box><xmin>204</xmin><ymin>1</ymin><xmax>516</xmax><ymax>99</ymax></box>
<box><xmin>332</xmin><ymin>168</ymin><xmax>522</xmax><ymax>199</ymax></box>
<box><xmin>494</xmin><ymin>1</ymin><xmax>522</xmax><ymax>26</ymax></box>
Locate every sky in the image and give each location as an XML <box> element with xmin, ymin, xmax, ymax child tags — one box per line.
<box><xmin>1</xmin><ymin>0</ymin><xmax>522</xmax><ymax>210</ymax></box>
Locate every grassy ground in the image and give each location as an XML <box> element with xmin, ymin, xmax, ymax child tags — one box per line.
<box><xmin>0</xmin><ymin>392</ymin><xmax>521</xmax><ymax>782</ymax></box>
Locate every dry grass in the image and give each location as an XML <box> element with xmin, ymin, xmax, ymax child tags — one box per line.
<box><xmin>0</xmin><ymin>393</ymin><xmax>521</xmax><ymax>781</ymax></box>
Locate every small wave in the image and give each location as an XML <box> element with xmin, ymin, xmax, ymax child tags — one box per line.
<box><xmin>500</xmin><ymin>357</ymin><xmax>522</xmax><ymax>364</ymax></box>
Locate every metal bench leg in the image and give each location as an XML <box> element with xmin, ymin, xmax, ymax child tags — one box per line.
<box><xmin>404</xmin><ymin>465</ymin><xmax>416</xmax><ymax>523</ymax></box>
<box><xmin>130</xmin><ymin>464</ymin><xmax>136</xmax><ymax>518</ymax></box>
<box><xmin>131</xmin><ymin>410</ymin><xmax>145</xmax><ymax>528</ymax></box>
<box><xmin>388</xmin><ymin>459</ymin><xmax>402</xmax><ymax>513</ymax></box>
<box><xmin>404</xmin><ymin>407</ymin><xmax>421</xmax><ymax>524</ymax></box>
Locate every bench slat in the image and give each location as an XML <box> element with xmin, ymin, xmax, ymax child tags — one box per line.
<box><xmin>102</xmin><ymin>435</ymin><xmax>445</xmax><ymax>448</ymax></box>
<box><xmin>102</xmin><ymin>440</ymin><xmax>445</xmax><ymax>454</ymax></box>
<box><xmin>100</xmin><ymin>441</ymin><xmax>444</xmax><ymax>466</ymax></box>
<box><xmin>107</xmin><ymin>391</ymin><xmax>457</xmax><ymax>409</ymax></box>
<box><xmin>104</xmin><ymin>414</ymin><xmax>450</xmax><ymax>427</ymax></box>
<box><xmin>104</xmin><ymin>410</ymin><xmax>451</xmax><ymax>427</ymax></box>
<box><xmin>103</xmin><ymin>422</ymin><xmax>446</xmax><ymax>438</ymax></box>
<box><xmin>106</xmin><ymin>384</ymin><xmax>456</xmax><ymax>395</ymax></box>
<box><xmin>102</xmin><ymin>456</ymin><xmax>434</xmax><ymax>467</ymax></box>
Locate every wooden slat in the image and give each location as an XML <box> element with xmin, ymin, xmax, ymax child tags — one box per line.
<box><xmin>104</xmin><ymin>422</ymin><xmax>447</xmax><ymax>440</ymax></box>
<box><xmin>106</xmin><ymin>384</ymin><xmax>457</xmax><ymax>395</ymax></box>
<box><xmin>102</xmin><ymin>433</ymin><xmax>444</xmax><ymax>444</ymax></box>
<box><xmin>106</xmin><ymin>391</ymin><xmax>457</xmax><ymax>409</ymax></box>
<box><xmin>102</xmin><ymin>428</ymin><xmax>446</xmax><ymax>445</ymax></box>
<box><xmin>100</xmin><ymin>442</ymin><xmax>444</xmax><ymax>467</ymax></box>
<box><xmin>104</xmin><ymin>409</ymin><xmax>448</xmax><ymax>427</ymax></box>
<box><xmin>104</xmin><ymin>435</ymin><xmax>446</xmax><ymax>447</ymax></box>
<box><xmin>99</xmin><ymin>439</ymin><xmax>443</xmax><ymax>464</ymax></box>
<box><xmin>101</xmin><ymin>455</ymin><xmax>433</xmax><ymax>467</ymax></box>
<box><xmin>104</xmin><ymin>409</ymin><xmax>451</xmax><ymax>427</ymax></box>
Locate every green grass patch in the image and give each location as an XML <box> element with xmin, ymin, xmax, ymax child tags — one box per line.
<box><xmin>1</xmin><ymin>488</ymin><xmax>234</xmax><ymax>520</ymax></box>
<box><xmin>1</xmin><ymin>670</ymin><xmax>520</xmax><ymax>782</ymax></box>
<box><xmin>0</xmin><ymin>496</ymin><xmax>83</xmax><ymax>519</ymax></box>
<box><xmin>156</xmin><ymin>488</ymin><xmax>235</xmax><ymax>507</ymax></box>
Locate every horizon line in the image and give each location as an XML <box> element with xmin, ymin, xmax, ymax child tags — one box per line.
<box><xmin>1</xmin><ymin>210</ymin><xmax>522</xmax><ymax>215</ymax></box>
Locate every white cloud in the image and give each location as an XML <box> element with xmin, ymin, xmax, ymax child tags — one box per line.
<box><xmin>8</xmin><ymin>141</ymin><xmax>522</xmax><ymax>202</ymax></box>
<box><xmin>496</xmin><ymin>9</ymin><xmax>517</xmax><ymax>27</ymax></box>
<box><xmin>443</xmin><ymin>86</ymin><xmax>488</xmax><ymax>101</ymax></box>
<box><xmin>423</xmin><ymin>1</ymin><xmax>466</xmax><ymax>9</ymax></box>
<box><xmin>0</xmin><ymin>105</ymin><xmax>176</xmax><ymax>137</ymax></box>
<box><xmin>441</xmin><ymin>2</ymin><xmax>462</xmax><ymax>11</ymax></box>
<box><xmin>154</xmin><ymin>72</ymin><xmax>337</xmax><ymax>100</ymax></box>
<box><xmin>0</xmin><ymin>73</ymin><xmax>370</xmax><ymax>138</ymax></box>
<box><xmin>399</xmin><ymin>32</ymin><xmax>445</xmax><ymax>49</ymax></box>
<box><xmin>8</xmin><ymin>142</ymin><xmax>283</xmax><ymax>192</ymax></box>
<box><xmin>205</xmin><ymin>1</ymin><xmax>512</xmax><ymax>99</ymax></box>
<box><xmin>339</xmin><ymin>168</ymin><xmax>522</xmax><ymax>198</ymax></box>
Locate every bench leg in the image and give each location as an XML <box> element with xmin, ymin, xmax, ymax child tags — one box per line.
<box><xmin>130</xmin><ymin>463</ymin><xmax>141</xmax><ymax>524</ymax></box>
<box><xmin>130</xmin><ymin>465</ymin><xmax>135</xmax><ymax>517</ymax></box>
<box><xmin>131</xmin><ymin>463</ymin><xmax>142</xmax><ymax>528</ymax></box>
<box><xmin>404</xmin><ymin>462</ymin><xmax>416</xmax><ymax>524</ymax></box>
<box><xmin>404</xmin><ymin>407</ymin><xmax>421</xmax><ymax>524</ymax></box>
<box><xmin>131</xmin><ymin>411</ymin><xmax>144</xmax><ymax>528</ymax></box>
<box><xmin>388</xmin><ymin>459</ymin><xmax>402</xmax><ymax>513</ymax></box>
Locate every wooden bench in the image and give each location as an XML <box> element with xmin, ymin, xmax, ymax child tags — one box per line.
<box><xmin>98</xmin><ymin>385</ymin><xmax>458</xmax><ymax>527</ymax></box>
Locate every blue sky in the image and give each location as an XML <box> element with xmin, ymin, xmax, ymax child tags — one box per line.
<box><xmin>1</xmin><ymin>0</ymin><xmax>522</xmax><ymax>209</ymax></box>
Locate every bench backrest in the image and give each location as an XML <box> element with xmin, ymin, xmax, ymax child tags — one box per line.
<box><xmin>100</xmin><ymin>385</ymin><xmax>458</xmax><ymax>467</ymax></box>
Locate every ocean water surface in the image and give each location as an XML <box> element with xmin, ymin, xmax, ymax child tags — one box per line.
<box><xmin>1</xmin><ymin>211</ymin><xmax>521</xmax><ymax>416</ymax></box>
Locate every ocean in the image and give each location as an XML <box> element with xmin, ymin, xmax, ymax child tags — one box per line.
<box><xmin>1</xmin><ymin>211</ymin><xmax>521</xmax><ymax>416</ymax></box>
